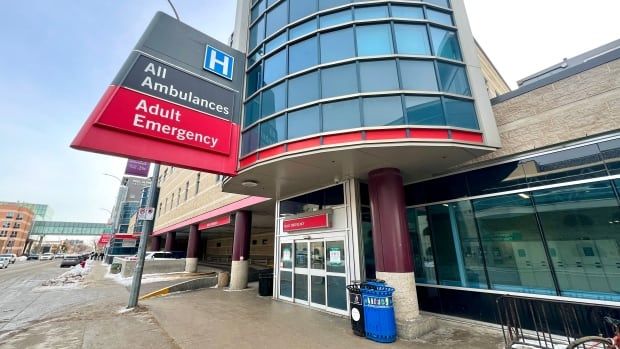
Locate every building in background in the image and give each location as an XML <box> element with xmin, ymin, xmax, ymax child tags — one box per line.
<box><xmin>0</xmin><ymin>204</ymin><xmax>35</xmax><ymax>255</ymax></box>
<box><xmin>0</xmin><ymin>202</ymin><xmax>53</xmax><ymax>221</ymax></box>
<box><xmin>109</xmin><ymin>176</ymin><xmax>151</xmax><ymax>233</ymax></box>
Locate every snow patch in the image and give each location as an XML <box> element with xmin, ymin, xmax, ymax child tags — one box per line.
<box><xmin>40</xmin><ymin>260</ymin><xmax>93</xmax><ymax>288</ymax></box>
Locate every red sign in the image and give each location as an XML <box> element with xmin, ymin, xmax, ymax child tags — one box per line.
<box><xmin>198</xmin><ymin>215</ymin><xmax>231</xmax><ymax>230</ymax></box>
<box><xmin>113</xmin><ymin>234</ymin><xmax>139</xmax><ymax>240</ymax></box>
<box><xmin>283</xmin><ymin>213</ymin><xmax>330</xmax><ymax>232</ymax></box>
<box><xmin>97</xmin><ymin>234</ymin><xmax>112</xmax><ymax>246</ymax></box>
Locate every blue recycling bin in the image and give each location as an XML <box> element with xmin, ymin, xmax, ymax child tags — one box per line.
<box><xmin>360</xmin><ymin>283</ymin><xmax>397</xmax><ymax>343</ymax></box>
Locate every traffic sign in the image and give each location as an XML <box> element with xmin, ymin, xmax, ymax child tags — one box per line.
<box><xmin>137</xmin><ymin>207</ymin><xmax>155</xmax><ymax>221</ymax></box>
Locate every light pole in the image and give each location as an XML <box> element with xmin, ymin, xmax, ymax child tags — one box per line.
<box><xmin>103</xmin><ymin>173</ymin><xmax>122</xmax><ymax>183</ymax></box>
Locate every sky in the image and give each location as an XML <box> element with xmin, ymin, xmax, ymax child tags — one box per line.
<box><xmin>1</xmin><ymin>0</ymin><xmax>619</xmax><ymax>223</ymax></box>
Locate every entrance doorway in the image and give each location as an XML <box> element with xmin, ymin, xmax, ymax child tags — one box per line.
<box><xmin>279</xmin><ymin>236</ymin><xmax>348</xmax><ymax>315</ymax></box>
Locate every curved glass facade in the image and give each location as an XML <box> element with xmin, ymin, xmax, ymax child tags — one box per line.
<box><xmin>242</xmin><ymin>0</ymin><xmax>479</xmax><ymax>156</ymax></box>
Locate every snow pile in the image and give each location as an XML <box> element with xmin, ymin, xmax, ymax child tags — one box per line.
<box><xmin>16</xmin><ymin>256</ymin><xmax>27</xmax><ymax>262</ymax></box>
<box><xmin>41</xmin><ymin>260</ymin><xmax>93</xmax><ymax>287</ymax></box>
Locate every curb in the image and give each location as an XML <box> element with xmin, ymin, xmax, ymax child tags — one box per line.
<box><xmin>139</xmin><ymin>272</ymin><xmax>218</xmax><ymax>300</ymax></box>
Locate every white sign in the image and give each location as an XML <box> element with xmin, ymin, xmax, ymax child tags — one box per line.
<box><xmin>329</xmin><ymin>250</ymin><xmax>341</xmax><ymax>264</ymax></box>
<box><xmin>137</xmin><ymin>207</ymin><xmax>155</xmax><ymax>221</ymax></box>
<box><xmin>122</xmin><ymin>239</ymin><xmax>137</xmax><ymax>247</ymax></box>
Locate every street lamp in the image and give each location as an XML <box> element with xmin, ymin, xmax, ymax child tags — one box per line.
<box><xmin>103</xmin><ymin>173</ymin><xmax>122</xmax><ymax>183</ymax></box>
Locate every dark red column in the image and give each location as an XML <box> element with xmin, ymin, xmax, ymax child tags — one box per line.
<box><xmin>186</xmin><ymin>225</ymin><xmax>200</xmax><ymax>258</ymax></box>
<box><xmin>164</xmin><ymin>231</ymin><xmax>175</xmax><ymax>252</ymax></box>
<box><xmin>368</xmin><ymin>168</ymin><xmax>413</xmax><ymax>273</ymax></box>
<box><xmin>150</xmin><ymin>235</ymin><xmax>161</xmax><ymax>251</ymax></box>
<box><xmin>232</xmin><ymin>211</ymin><xmax>252</xmax><ymax>261</ymax></box>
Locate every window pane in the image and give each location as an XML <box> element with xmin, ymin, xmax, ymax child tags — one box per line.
<box><xmin>467</xmin><ymin>162</ymin><xmax>528</xmax><ymax>196</ymax></box>
<box><xmin>598</xmin><ymin>138</ymin><xmax>620</xmax><ymax>175</ymax></box>
<box><xmin>320</xmin><ymin>27</ymin><xmax>355</xmax><ymax>63</ymax></box>
<box><xmin>363</xmin><ymin>96</ymin><xmax>404</xmax><ymax>127</ymax></box>
<box><xmin>405</xmin><ymin>96</ymin><xmax>445</xmax><ymax>125</ymax></box>
<box><xmin>394</xmin><ymin>24</ymin><xmax>431</xmax><ymax>55</ymax></box>
<box><xmin>391</xmin><ymin>5</ymin><xmax>424</xmax><ymax>19</ymax></box>
<box><xmin>244</xmin><ymin>95</ymin><xmax>261</xmax><ymax>127</ymax></box>
<box><xmin>261</xmin><ymin>82</ymin><xmax>287</xmax><ymax>117</ymax></box>
<box><xmin>289</xmin><ymin>36</ymin><xmax>318</xmax><ymax>73</ymax></box>
<box><xmin>437</xmin><ymin>62</ymin><xmax>470</xmax><ymax>96</ymax></box>
<box><xmin>289</xmin><ymin>18</ymin><xmax>317</xmax><ymax>40</ymax></box>
<box><xmin>326</xmin><ymin>240</ymin><xmax>345</xmax><ymax>273</ymax></box>
<box><xmin>444</xmin><ymin>98</ymin><xmax>479</xmax><ymax>129</ymax></box>
<box><xmin>318</xmin><ymin>0</ymin><xmax>350</xmax><ymax>11</ymax></box>
<box><xmin>408</xmin><ymin>208</ymin><xmax>437</xmax><ymax>284</ymax></box>
<box><xmin>326</xmin><ymin>275</ymin><xmax>347</xmax><ymax>310</ymax></box>
<box><xmin>288</xmin><ymin>106</ymin><xmax>320</xmax><ymax>139</ymax></box>
<box><xmin>266</xmin><ymin>1</ymin><xmax>288</xmax><ymax>37</ymax></box>
<box><xmin>354</xmin><ymin>5</ymin><xmax>388</xmax><ymax>20</ymax></box>
<box><xmin>426</xmin><ymin>8</ymin><xmax>453</xmax><ymax>26</ymax></box>
<box><xmin>400</xmin><ymin>60</ymin><xmax>438</xmax><ymax>91</ymax></box>
<box><xmin>263</xmin><ymin>49</ymin><xmax>287</xmax><ymax>85</ymax></box>
<box><xmin>319</xmin><ymin>9</ymin><xmax>352</xmax><ymax>28</ymax></box>
<box><xmin>359</xmin><ymin>60</ymin><xmax>398</xmax><ymax>92</ymax></box>
<box><xmin>322</xmin><ymin>99</ymin><xmax>361</xmax><ymax>132</ymax></box>
<box><xmin>533</xmin><ymin>182</ymin><xmax>620</xmax><ymax>301</ymax></box>
<box><xmin>260</xmin><ymin>114</ymin><xmax>287</xmax><ymax>147</ymax></box>
<box><xmin>265</xmin><ymin>31</ymin><xmax>287</xmax><ymax>54</ymax></box>
<box><xmin>430</xmin><ymin>27</ymin><xmax>462</xmax><ymax>60</ymax></box>
<box><xmin>288</xmin><ymin>71</ymin><xmax>319</xmax><ymax>107</ymax></box>
<box><xmin>246</xmin><ymin>64</ymin><xmax>262</xmax><ymax>96</ymax></box>
<box><xmin>473</xmin><ymin>194</ymin><xmax>555</xmax><ymax>295</ymax></box>
<box><xmin>356</xmin><ymin>24</ymin><xmax>393</xmax><ymax>56</ymax></box>
<box><xmin>241</xmin><ymin>126</ymin><xmax>260</xmax><ymax>156</ymax></box>
<box><xmin>522</xmin><ymin>145</ymin><xmax>607</xmax><ymax>187</ymax></box>
<box><xmin>289</xmin><ymin>0</ymin><xmax>317</xmax><ymax>22</ymax></box>
<box><xmin>251</xmin><ymin>0</ymin><xmax>266</xmax><ymax>22</ymax></box>
<box><xmin>424</xmin><ymin>0</ymin><xmax>450</xmax><ymax>8</ymax></box>
<box><xmin>321</xmin><ymin>63</ymin><xmax>358</xmax><ymax>98</ymax></box>
<box><xmin>361</xmin><ymin>206</ymin><xmax>375</xmax><ymax>279</ymax></box>
<box><xmin>249</xmin><ymin>17</ymin><xmax>266</xmax><ymax>50</ymax></box>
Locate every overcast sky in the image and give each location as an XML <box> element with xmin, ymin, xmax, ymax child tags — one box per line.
<box><xmin>1</xmin><ymin>0</ymin><xmax>618</xmax><ymax>222</ymax></box>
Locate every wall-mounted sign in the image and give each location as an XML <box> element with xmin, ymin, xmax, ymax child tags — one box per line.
<box><xmin>283</xmin><ymin>213</ymin><xmax>330</xmax><ymax>232</ymax></box>
<box><xmin>97</xmin><ymin>234</ymin><xmax>112</xmax><ymax>246</ymax></box>
<box><xmin>198</xmin><ymin>215</ymin><xmax>231</xmax><ymax>230</ymax></box>
<box><xmin>71</xmin><ymin>12</ymin><xmax>245</xmax><ymax>176</ymax></box>
<box><xmin>137</xmin><ymin>207</ymin><xmax>155</xmax><ymax>221</ymax></box>
<box><xmin>125</xmin><ymin>159</ymin><xmax>150</xmax><ymax>177</ymax></box>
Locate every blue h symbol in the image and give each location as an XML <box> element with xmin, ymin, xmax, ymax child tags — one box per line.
<box><xmin>204</xmin><ymin>45</ymin><xmax>234</xmax><ymax>80</ymax></box>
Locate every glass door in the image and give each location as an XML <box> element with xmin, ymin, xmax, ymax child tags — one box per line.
<box><xmin>309</xmin><ymin>240</ymin><xmax>326</xmax><ymax>309</ymax></box>
<box><xmin>325</xmin><ymin>239</ymin><xmax>348</xmax><ymax>314</ymax></box>
<box><xmin>279</xmin><ymin>242</ymin><xmax>293</xmax><ymax>301</ymax></box>
<box><xmin>294</xmin><ymin>241</ymin><xmax>310</xmax><ymax>305</ymax></box>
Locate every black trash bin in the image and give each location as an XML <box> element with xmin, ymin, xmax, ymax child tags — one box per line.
<box><xmin>258</xmin><ymin>269</ymin><xmax>273</xmax><ymax>296</ymax></box>
<box><xmin>347</xmin><ymin>282</ymin><xmax>365</xmax><ymax>337</ymax></box>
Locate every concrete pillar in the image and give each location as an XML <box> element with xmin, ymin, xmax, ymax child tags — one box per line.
<box><xmin>230</xmin><ymin>211</ymin><xmax>252</xmax><ymax>290</ymax></box>
<box><xmin>368</xmin><ymin>168</ymin><xmax>436</xmax><ymax>339</ymax></box>
<box><xmin>150</xmin><ymin>235</ymin><xmax>161</xmax><ymax>251</ymax></box>
<box><xmin>185</xmin><ymin>225</ymin><xmax>199</xmax><ymax>273</ymax></box>
<box><xmin>164</xmin><ymin>232</ymin><xmax>175</xmax><ymax>252</ymax></box>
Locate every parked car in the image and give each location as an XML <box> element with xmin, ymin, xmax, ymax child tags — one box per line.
<box><xmin>26</xmin><ymin>254</ymin><xmax>39</xmax><ymax>260</ymax></box>
<box><xmin>0</xmin><ymin>254</ymin><xmax>16</xmax><ymax>264</ymax></box>
<box><xmin>127</xmin><ymin>251</ymin><xmax>175</xmax><ymax>261</ymax></box>
<box><xmin>60</xmin><ymin>255</ymin><xmax>81</xmax><ymax>268</ymax></box>
<box><xmin>54</xmin><ymin>253</ymin><xmax>64</xmax><ymax>259</ymax></box>
<box><xmin>39</xmin><ymin>253</ymin><xmax>54</xmax><ymax>261</ymax></box>
<box><xmin>0</xmin><ymin>257</ymin><xmax>10</xmax><ymax>269</ymax></box>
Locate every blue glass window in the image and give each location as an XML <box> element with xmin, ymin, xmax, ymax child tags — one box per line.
<box><xmin>319</xmin><ymin>9</ymin><xmax>352</xmax><ymax>28</ymax></box>
<box><xmin>249</xmin><ymin>17</ymin><xmax>265</xmax><ymax>51</ymax></box>
<box><xmin>599</xmin><ymin>138</ymin><xmax>620</xmax><ymax>174</ymax></box>
<box><xmin>430</xmin><ymin>27</ymin><xmax>462</xmax><ymax>60</ymax></box>
<box><xmin>363</xmin><ymin>96</ymin><xmax>404</xmax><ymax>126</ymax></box>
<box><xmin>263</xmin><ymin>49</ymin><xmax>287</xmax><ymax>85</ymax></box>
<box><xmin>248</xmin><ymin>50</ymin><xmax>264</xmax><ymax>66</ymax></box>
<box><xmin>320</xmin><ymin>27</ymin><xmax>355</xmax><ymax>63</ymax></box>
<box><xmin>322</xmin><ymin>99</ymin><xmax>361</xmax><ymax>132</ymax></box>
<box><xmin>289</xmin><ymin>36</ymin><xmax>318</xmax><ymax>73</ymax></box>
<box><xmin>290</xmin><ymin>0</ymin><xmax>317</xmax><ymax>22</ymax></box>
<box><xmin>394</xmin><ymin>24</ymin><xmax>431</xmax><ymax>55</ymax></box>
<box><xmin>251</xmin><ymin>0</ymin><xmax>266</xmax><ymax>22</ymax></box>
<box><xmin>408</xmin><ymin>208</ymin><xmax>437</xmax><ymax>284</ymax></box>
<box><xmin>356</xmin><ymin>24</ymin><xmax>393</xmax><ymax>56</ymax></box>
<box><xmin>246</xmin><ymin>64</ymin><xmax>262</xmax><ymax>96</ymax></box>
<box><xmin>260</xmin><ymin>114</ymin><xmax>287</xmax><ymax>147</ymax></box>
<box><xmin>405</xmin><ymin>96</ymin><xmax>445</xmax><ymax>125</ymax></box>
<box><xmin>424</xmin><ymin>0</ymin><xmax>450</xmax><ymax>8</ymax></box>
<box><xmin>400</xmin><ymin>60</ymin><xmax>438</xmax><ymax>91</ymax></box>
<box><xmin>288</xmin><ymin>106</ymin><xmax>320</xmax><ymax>139</ymax></box>
<box><xmin>318</xmin><ymin>0</ymin><xmax>351</xmax><ymax>11</ymax></box>
<box><xmin>355</xmin><ymin>6</ymin><xmax>388</xmax><ymax>20</ymax></box>
<box><xmin>242</xmin><ymin>126</ymin><xmax>260</xmax><ymax>156</ymax></box>
<box><xmin>444</xmin><ymin>98</ymin><xmax>478</xmax><ymax>129</ymax></box>
<box><xmin>359</xmin><ymin>60</ymin><xmax>399</xmax><ymax>92</ymax></box>
<box><xmin>289</xmin><ymin>19</ymin><xmax>318</xmax><ymax>40</ymax></box>
<box><xmin>321</xmin><ymin>63</ymin><xmax>358</xmax><ymax>98</ymax></box>
<box><xmin>265</xmin><ymin>31</ymin><xmax>287</xmax><ymax>53</ymax></box>
<box><xmin>523</xmin><ymin>145</ymin><xmax>607</xmax><ymax>187</ymax></box>
<box><xmin>426</xmin><ymin>8</ymin><xmax>453</xmax><ymax>26</ymax></box>
<box><xmin>261</xmin><ymin>82</ymin><xmax>287</xmax><ymax>117</ymax></box>
<box><xmin>244</xmin><ymin>95</ymin><xmax>261</xmax><ymax>127</ymax></box>
<box><xmin>266</xmin><ymin>1</ymin><xmax>288</xmax><ymax>37</ymax></box>
<box><xmin>288</xmin><ymin>71</ymin><xmax>319</xmax><ymax>107</ymax></box>
<box><xmin>437</xmin><ymin>62</ymin><xmax>470</xmax><ymax>95</ymax></box>
<box><xmin>467</xmin><ymin>162</ymin><xmax>528</xmax><ymax>196</ymax></box>
<box><xmin>391</xmin><ymin>5</ymin><xmax>424</xmax><ymax>19</ymax></box>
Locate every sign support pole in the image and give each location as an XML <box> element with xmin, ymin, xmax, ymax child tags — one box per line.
<box><xmin>128</xmin><ymin>163</ymin><xmax>160</xmax><ymax>308</ymax></box>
